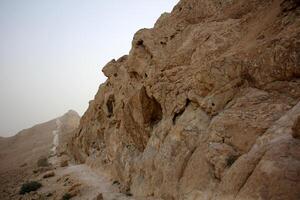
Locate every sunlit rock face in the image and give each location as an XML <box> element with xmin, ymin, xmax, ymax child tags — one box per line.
<box><xmin>71</xmin><ymin>0</ymin><xmax>300</xmax><ymax>199</ymax></box>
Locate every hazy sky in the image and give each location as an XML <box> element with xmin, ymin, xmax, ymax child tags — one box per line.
<box><xmin>0</xmin><ymin>0</ymin><xmax>179</xmax><ymax>137</ymax></box>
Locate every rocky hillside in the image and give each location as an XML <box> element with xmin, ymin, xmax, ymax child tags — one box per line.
<box><xmin>0</xmin><ymin>110</ymin><xmax>80</xmax><ymax>200</ymax></box>
<box><xmin>71</xmin><ymin>0</ymin><xmax>300</xmax><ymax>199</ymax></box>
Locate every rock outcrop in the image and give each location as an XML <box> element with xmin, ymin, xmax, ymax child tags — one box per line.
<box><xmin>71</xmin><ymin>0</ymin><xmax>300</xmax><ymax>199</ymax></box>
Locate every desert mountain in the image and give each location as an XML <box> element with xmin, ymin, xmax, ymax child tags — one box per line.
<box><xmin>0</xmin><ymin>110</ymin><xmax>80</xmax><ymax>200</ymax></box>
<box><xmin>1</xmin><ymin>0</ymin><xmax>299</xmax><ymax>199</ymax></box>
<box><xmin>70</xmin><ymin>0</ymin><xmax>300</xmax><ymax>200</ymax></box>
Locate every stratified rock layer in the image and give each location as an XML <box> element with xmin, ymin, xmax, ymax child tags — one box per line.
<box><xmin>71</xmin><ymin>0</ymin><xmax>300</xmax><ymax>199</ymax></box>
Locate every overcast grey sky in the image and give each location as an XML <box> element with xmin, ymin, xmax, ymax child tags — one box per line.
<box><xmin>0</xmin><ymin>0</ymin><xmax>179</xmax><ymax>137</ymax></box>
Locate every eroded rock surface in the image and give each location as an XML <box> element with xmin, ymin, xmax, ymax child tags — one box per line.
<box><xmin>71</xmin><ymin>0</ymin><xmax>300</xmax><ymax>199</ymax></box>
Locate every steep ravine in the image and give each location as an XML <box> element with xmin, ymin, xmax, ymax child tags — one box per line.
<box><xmin>71</xmin><ymin>0</ymin><xmax>300</xmax><ymax>199</ymax></box>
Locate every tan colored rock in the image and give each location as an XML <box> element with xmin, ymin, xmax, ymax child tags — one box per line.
<box><xmin>94</xmin><ymin>193</ymin><xmax>103</xmax><ymax>200</ymax></box>
<box><xmin>70</xmin><ymin>0</ymin><xmax>300</xmax><ymax>200</ymax></box>
<box><xmin>68</xmin><ymin>183</ymin><xmax>81</xmax><ymax>193</ymax></box>
<box><xmin>60</xmin><ymin>156</ymin><xmax>69</xmax><ymax>167</ymax></box>
<box><xmin>43</xmin><ymin>171</ymin><xmax>55</xmax><ymax>179</ymax></box>
<box><xmin>60</xmin><ymin>160</ymin><xmax>68</xmax><ymax>167</ymax></box>
<box><xmin>64</xmin><ymin>183</ymin><xmax>81</xmax><ymax>199</ymax></box>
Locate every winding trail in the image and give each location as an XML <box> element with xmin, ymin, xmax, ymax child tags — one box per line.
<box><xmin>45</xmin><ymin>118</ymin><xmax>136</xmax><ymax>200</ymax></box>
<box><xmin>50</xmin><ymin>119</ymin><xmax>62</xmax><ymax>155</ymax></box>
<box><xmin>49</xmin><ymin>119</ymin><xmax>62</xmax><ymax>166</ymax></box>
<box><xmin>56</xmin><ymin>164</ymin><xmax>132</xmax><ymax>200</ymax></box>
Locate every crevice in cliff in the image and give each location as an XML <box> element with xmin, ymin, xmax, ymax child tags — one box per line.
<box><xmin>140</xmin><ymin>87</ymin><xmax>163</xmax><ymax>127</ymax></box>
<box><xmin>106</xmin><ymin>95</ymin><xmax>115</xmax><ymax>118</ymax></box>
<box><xmin>149</xmin><ymin>99</ymin><xmax>163</xmax><ymax>127</ymax></box>
<box><xmin>178</xmin><ymin>146</ymin><xmax>196</xmax><ymax>182</ymax></box>
<box><xmin>172</xmin><ymin>99</ymin><xmax>191</xmax><ymax>125</ymax></box>
<box><xmin>129</xmin><ymin>71</ymin><xmax>142</xmax><ymax>80</ymax></box>
<box><xmin>123</xmin><ymin>87</ymin><xmax>163</xmax><ymax>152</ymax></box>
<box><xmin>234</xmin><ymin>151</ymin><xmax>266</xmax><ymax>198</ymax></box>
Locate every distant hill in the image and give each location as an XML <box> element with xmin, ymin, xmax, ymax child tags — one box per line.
<box><xmin>0</xmin><ymin>110</ymin><xmax>80</xmax><ymax>200</ymax></box>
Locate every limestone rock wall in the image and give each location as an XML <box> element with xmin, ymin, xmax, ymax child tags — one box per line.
<box><xmin>71</xmin><ymin>0</ymin><xmax>300</xmax><ymax>199</ymax></box>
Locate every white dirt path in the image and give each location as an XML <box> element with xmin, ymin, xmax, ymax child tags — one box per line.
<box><xmin>56</xmin><ymin>164</ymin><xmax>135</xmax><ymax>200</ymax></box>
<box><xmin>45</xmin><ymin>118</ymin><xmax>136</xmax><ymax>200</ymax></box>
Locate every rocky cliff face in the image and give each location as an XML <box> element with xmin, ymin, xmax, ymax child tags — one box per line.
<box><xmin>71</xmin><ymin>0</ymin><xmax>300</xmax><ymax>199</ymax></box>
